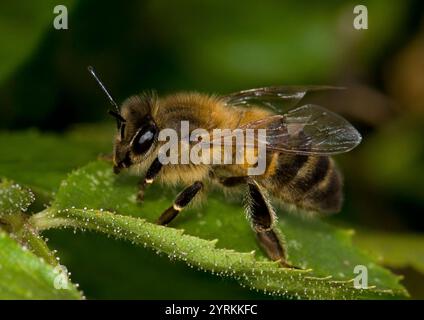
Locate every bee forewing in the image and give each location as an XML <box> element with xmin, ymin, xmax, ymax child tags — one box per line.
<box><xmin>207</xmin><ymin>104</ymin><xmax>362</xmax><ymax>155</ymax></box>
<box><xmin>258</xmin><ymin>104</ymin><xmax>362</xmax><ymax>155</ymax></box>
<box><xmin>222</xmin><ymin>85</ymin><xmax>344</xmax><ymax>114</ymax></box>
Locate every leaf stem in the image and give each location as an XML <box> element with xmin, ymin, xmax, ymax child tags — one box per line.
<box><xmin>20</xmin><ymin>226</ymin><xmax>59</xmax><ymax>266</ymax></box>
<box><xmin>30</xmin><ymin>208</ymin><xmax>77</xmax><ymax>231</ymax></box>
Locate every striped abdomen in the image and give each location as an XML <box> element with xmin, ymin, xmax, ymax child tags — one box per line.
<box><xmin>262</xmin><ymin>153</ymin><xmax>343</xmax><ymax>213</ymax></box>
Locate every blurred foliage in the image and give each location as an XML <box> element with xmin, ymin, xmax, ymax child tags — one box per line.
<box><xmin>0</xmin><ymin>1</ymin><xmax>73</xmax><ymax>84</ymax></box>
<box><xmin>0</xmin><ymin>0</ymin><xmax>423</xmax><ymax>299</ymax></box>
<box><xmin>0</xmin><ymin>129</ymin><xmax>109</xmax><ymax>194</ymax></box>
<box><xmin>354</xmin><ymin>230</ymin><xmax>424</xmax><ymax>299</ymax></box>
<box><xmin>0</xmin><ymin>0</ymin><xmax>417</xmax><ymax>130</ymax></box>
<box><xmin>354</xmin><ymin>231</ymin><xmax>424</xmax><ymax>274</ymax></box>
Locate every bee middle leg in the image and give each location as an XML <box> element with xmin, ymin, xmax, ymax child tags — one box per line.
<box><xmin>246</xmin><ymin>180</ymin><xmax>294</xmax><ymax>268</ymax></box>
<box><xmin>156</xmin><ymin>181</ymin><xmax>203</xmax><ymax>226</ymax></box>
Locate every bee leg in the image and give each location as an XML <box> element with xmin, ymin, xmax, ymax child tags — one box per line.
<box><xmin>246</xmin><ymin>180</ymin><xmax>293</xmax><ymax>268</ymax></box>
<box><xmin>137</xmin><ymin>157</ymin><xmax>163</xmax><ymax>203</ymax></box>
<box><xmin>156</xmin><ymin>181</ymin><xmax>203</xmax><ymax>226</ymax></box>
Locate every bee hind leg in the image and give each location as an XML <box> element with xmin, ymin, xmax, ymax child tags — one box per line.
<box><xmin>246</xmin><ymin>180</ymin><xmax>296</xmax><ymax>268</ymax></box>
<box><xmin>156</xmin><ymin>181</ymin><xmax>203</xmax><ymax>226</ymax></box>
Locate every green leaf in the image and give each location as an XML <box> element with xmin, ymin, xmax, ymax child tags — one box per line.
<box><xmin>354</xmin><ymin>231</ymin><xmax>424</xmax><ymax>274</ymax></box>
<box><xmin>31</xmin><ymin>161</ymin><xmax>408</xmax><ymax>299</ymax></box>
<box><xmin>0</xmin><ymin>179</ymin><xmax>34</xmax><ymax>217</ymax></box>
<box><xmin>43</xmin><ymin>229</ymin><xmax>265</xmax><ymax>299</ymax></box>
<box><xmin>0</xmin><ymin>231</ymin><xmax>82</xmax><ymax>299</ymax></box>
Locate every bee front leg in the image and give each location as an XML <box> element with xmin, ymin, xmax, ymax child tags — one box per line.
<box><xmin>137</xmin><ymin>157</ymin><xmax>163</xmax><ymax>203</ymax></box>
<box><xmin>246</xmin><ymin>180</ymin><xmax>294</xmax><ymax>268</ymax></box>
<box><xmin>156</xmin><ymin>181</ymin><xmax>203</xmax><ymax>226</ymax></box>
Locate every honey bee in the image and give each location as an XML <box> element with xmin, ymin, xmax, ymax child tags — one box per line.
<box><xmin>88</xmin><ymin>67</ymin><xmax>361</xmax><ymax>268</ymax></box>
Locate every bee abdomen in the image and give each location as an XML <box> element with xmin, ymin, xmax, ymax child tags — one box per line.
<box><xmin>300</xmin><ymin>158</ymin><xmax>342</xmax><ymax>213</ymax></box>
<box><xmin>291</xmin><ymin>156</ymin><xmax>330</xmax><ymax>194</ymax></box>
<box><xmin>267</xmin><ymin>154</ymin><xmax>342</xmax><ymax>213</ymax></box>
<box><xmin>272</xmin><ymin>154</ymin><xmax>309</xmax><ymax>185</ymax></box>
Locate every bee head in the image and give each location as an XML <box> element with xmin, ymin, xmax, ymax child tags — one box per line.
<box><xmin>112</xmin><ymin>93</ymin><xmax>159</xmax><ymax>173</ymax></box>
<box><xmin>87</xmin><ymin>67</ymin><xmax>159</xmax><ymax>173</ymax></box>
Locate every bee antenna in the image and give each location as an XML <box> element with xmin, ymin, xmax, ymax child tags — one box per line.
<box><xmin>87</xmin><ymin>66</ymin><xmax>124</xmax><ymax>126</ymax></box>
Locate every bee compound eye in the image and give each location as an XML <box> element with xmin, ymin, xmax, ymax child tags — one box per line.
<box><xmin>132</xmin><ymin>123</ymin><xmax>157</xmax><ymax>155</ymax></box>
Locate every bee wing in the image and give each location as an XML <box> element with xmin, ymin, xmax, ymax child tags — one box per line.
<box><xmin>240</xmin><ymin>104</ymin><xmax>362</xmax><ymax>155</ymax></box>
<box><xmin>222</xmin><ymin>85</ymin><xmax>343</xmax><ymax>114</ymax></box>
